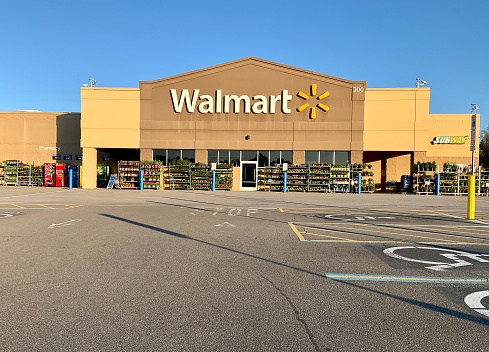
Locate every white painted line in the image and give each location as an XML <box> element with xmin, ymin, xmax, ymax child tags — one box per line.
<box><xmin>48</xmin><ymin>219</ymin><xmax>81</xmax><ymax>229</ymax></box>
<box><xmin>464</xmin><ymin>291</ymin><xmax>489</xmax><ymax>318</ymax></box>
<box><xmin>215</xmin><ymin>222</ymin><xmax>235</xmax><ymax>227</ymax></box>
<box><xmin>326</xmin><ymin>273</ymin><xmax>489</xmax><ymax>284</ymax></box>
<box><xmin>384</xmin><ymin>246</ymin><xmax>489</xmax><ymax>271</ymax></box>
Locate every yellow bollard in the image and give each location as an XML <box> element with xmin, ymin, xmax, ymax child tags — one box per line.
<box><xmin>467</xmin><ymin>175</ymin><xmax>476</xmax><ymax>220</ymax></box>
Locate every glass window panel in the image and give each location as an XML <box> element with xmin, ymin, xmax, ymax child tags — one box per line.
<box><xmin>270</xmin><ymin>151</ymin><xmax>280</xmax><ymax>166</ymax></box>
<box><xmin>335</xmin><ymin>151</ymin><xmax>349</xmax><ymax>165</ymax></box>
<box><xmin>219</xmin><ymin>150</ymin><xmax>230</xmax><ymax>164</ymax></box>
<box><xmin>167</xmin><ymin>150</ymin><xmax>180</xmax><ymax>164</ymax></box>
<box><xmin>258</xmin><ymin>151</ymin><xmax>269</xmax><ymax>167</ymax></box>
<box><xmin>230</xmin><ymin>150</ymin><xmax>240</xmax><ymax>166</ymax></box>
<box><xmin>208</xmin><ymin>150</ymin><xmax>218</xmax><ymax>164</ymax></box>
<box><xmin>281</xmin><ymin>151</ymin><xmax>292</xmax><ymax>164</ymax></box>
<box><xmin>242</xmin><ymin>150</ymin><xmax>257</xmax><ymax>162</ymax></box>
<box><xmin>305</xmin><ymin>151</ymin><xmax>319</xmax><ymax>165</ymax></box>
<box><xmin>320</xmin><ymin>151</ymin><xmax>334</xmax><ymax>164</ymax></box>
<box><xmin>182</xmin><ymin>149</ymin><xmax>195</xmax><ymax>163</ymax></box>
<box><xmin>153</xmin><ymin>149</ymin><xmax>167</xmax><ymax>165</ymax></box>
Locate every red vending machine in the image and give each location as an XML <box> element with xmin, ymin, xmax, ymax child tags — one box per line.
<box><xmin>43</xmin><ymin>163</ymin><xmax>56</xmax><ymax>187</ymax></box>
<box><xmin>55</xmin><ymin>163</ymin><xmax>67</xmax><ymax>187</ymax></box>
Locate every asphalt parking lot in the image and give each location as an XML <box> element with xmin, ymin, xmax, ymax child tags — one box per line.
<box><xmin>0</xmin><ymin>188</ymin><xmax>488</xmax><ymax>351</ymax></box>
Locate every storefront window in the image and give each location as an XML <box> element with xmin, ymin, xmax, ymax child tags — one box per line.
<box><xmin>305</xmin><ymin>151</ymin><xmax>319</xmax><ymax>164</ymax></box>
<box><xmin>320</xmin><ymin>151</ymin><xmax>334</xmax><ymax>164</ymax></box>
<box><xmin>154</xmin><ymin>149</ymin><xmax>167</xmax><ymax>165</ymax></box>
<box><xmin>167</xmin><ymin>150</ymin><xmax>180</xmax><ymax>164</ymax></box>
<box><xmin>230</xmin><ymin>150</ymin><xmax>240</xmax><ymax>166</ymax></box>
<box><xmin>242</xmin><ymin>150</ymin><xmax>257</xmax><ymax>162</ymax></box>
<box><xmin>219</xmin><ymin>150</ymin><xmax>230</xmax><ymax>164</ymax></box>
<box><xmin>270</xmin><ymin>151</ymin><xmax>280</xmax><ymax>166</ymax></box>
<box><xmin>208</xmin><ymin>150</ymin><xmax>218</xmax><ymax>164</ymax></box>
<box><xmin>281</xmin><ymin>151</ymin><xmax>292</xmax><ymax>164</ymax></box>
<box><xmin>258</xmin><ymin>151</ymin><xmax>269</xmax><ymax>167</ymax></box>
<box><xmin>335</xmin><ymin>151</ymin><xmax>349</xmax><ymax>165</ymax></box>
<box><xmin>181</xmin><ymin>150</ymin><xmax>195</xmax><ymax>163</ymax></box>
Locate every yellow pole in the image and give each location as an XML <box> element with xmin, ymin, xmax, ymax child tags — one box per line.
<box><xmin>467</xmin><ymin>175</ymin><xmax>476</xmax><ymax>220</ymax></box>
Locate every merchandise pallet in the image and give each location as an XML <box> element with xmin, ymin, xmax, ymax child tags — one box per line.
<box><xmin>118</xmin><ymin>161</ymin><xmax>140</xmax><ymax>189</ymax></box>
<box><xmin>168</xmin><ymin>164</ymin><xmax>191</xmax><ymax>190</ymax></box>
<box><xmin>259</xmin><ymin>167</ymin><xmax>283</xmax><ymax>191</ymax></box>
<box><xmin>141</xmin><ymin>161</ymin><xmax>162</xmax><ymax>189</ymax></box>
<box><xmin>191</xmin><ymin>163</ymin><xmax>211</xmax><ymax>190</ymax></box>
<box><xmin>214</xmin><ymin>164</ymin><xmax>233</xmax><ymax>190</ymax></box>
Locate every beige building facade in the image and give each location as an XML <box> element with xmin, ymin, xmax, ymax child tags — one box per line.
<box><xmin>1</xmin><ymin>57</ymin><xmax>479</xmax><ymax>190</ymax></box>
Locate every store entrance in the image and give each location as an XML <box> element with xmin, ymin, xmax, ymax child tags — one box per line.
<box><xmin>240</xmin><ymin>161</ymin><xmax>258</xmax><ymax>191</ymax></box>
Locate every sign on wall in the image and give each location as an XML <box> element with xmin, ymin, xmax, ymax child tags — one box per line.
<box><xmin>431</xmin><ymin>136</ymin><xmax>468</xmax><ymax>145</ymax></box>
<box><xmin>169</xmin><ymin>83</ymin><xmax>336</xmax><ymax>119</ymax></box>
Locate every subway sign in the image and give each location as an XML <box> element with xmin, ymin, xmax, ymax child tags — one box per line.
<box><xmin>170</xmin><ymin>84</ymin><xmax>332</xmax><ymax>119</ymax></box>
<box><xmin>431</xmin><ymin>136</ymin><xmax>469</xmax><ymax>144</ymax></box>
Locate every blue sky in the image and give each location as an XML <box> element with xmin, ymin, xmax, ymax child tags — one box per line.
<box><xmin>1</xmin><ymin>0</ymin><xmax>488</xmax><ymax>127</ymax></box>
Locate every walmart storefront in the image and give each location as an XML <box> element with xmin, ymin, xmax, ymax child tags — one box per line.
<box><xmin>80</xmin><ymin>57</ymin><xmax>478</xmax><ymax>190</ymax></box>
<box><xmin>1</xmin><ymin>57</ymin><xmax>478</xmax><ymax>190</ymax></box>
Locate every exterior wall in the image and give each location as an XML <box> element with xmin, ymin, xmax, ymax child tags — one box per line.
<box><xmin>81</xmin><ymin>88</ymin><xmax>140</xmax><ymax>149</ymax></box>
<box><xmin>0</xmin><ymin>111</ymin><xmax>81</xmax><ymax>165</ymax></box>
<box><xmin>1</xmin><ymin>59</ymin><xmax>480</xmax><ymax>192</ymax></box>
<box><xmin>81</xmin><ymin>147</ymin><xmax>97</xmax><ymax>189</ymax></box>
<box><xmin>427</xmin><ymin>114</ymin><xmax>479</xmax><ymax>168</ymax></box>
<box><xmin>139</xmin><ymin>58</ymin><xmax>366</xmax><ymax>156</ymax></box>
<box><xmin>364</xmin><ymin>88</ymin><xmax>475</xmax><ymax>184</ymax></box>
<box><xmin>81</xmin><ymin>87</ymin><xmax>140</xmax><ymax>188</ymax></box>
<box><xmin>364</xmin><ymin>88</ymin><xmax>430</xmax><ymax>152</ymax></box>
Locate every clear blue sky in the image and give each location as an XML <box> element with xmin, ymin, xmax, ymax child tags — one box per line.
<box><xmin>1</xmin><ymin>0</ymin><xmax>488</xmax><ymax>127</ymax></box>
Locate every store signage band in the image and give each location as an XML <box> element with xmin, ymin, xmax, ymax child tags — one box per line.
<box><xmin>170</xmin><ymin>89</ymin><xmax>293</xmax><ymax>114</ymax></box>
<box><xmin>431</xmin><ymin>136</ymin><xmax>468</xmax><ymax>145</ymax></box>
<box><xmin>170</xmin><ymin>84</ymin><xmax>331</xmax><ymax>119</ymax></box>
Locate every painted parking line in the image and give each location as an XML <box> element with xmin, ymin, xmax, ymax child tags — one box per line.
<box><xmin>325</xmin><ymin>273</ymin><xmax>489</xmax><ymax>284</ymax></box>
<box><xmin>0</xmin><ymin>203</ymin><xmax>83</xmax><ymax>210</ymax></box>
<box><xmin>289</xmin><ymin>222</ymin><xmax>489</xmax><ymax>245</ymax></box>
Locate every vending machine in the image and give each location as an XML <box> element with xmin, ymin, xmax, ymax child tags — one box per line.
<box><xmin>55</xmin><ymin>163</ymin><xmax>67</xmax><ymax>187</ymax></box>
<box><xmin>43</xmin><ymin>163</ymin><xmax>56</xmax><ymax>187</ymax></box>
<box><xmin>97</xmin><ymin>165</ymin><xmax>110</xmax><ymax>188</ymax></box>
<box><xmin>70</xmin><ymin>165</ymin><xmax>80</xmax><ymax>187</ymax></box>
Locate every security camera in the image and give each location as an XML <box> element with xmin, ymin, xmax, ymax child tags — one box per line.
<box><xmin>421</xmin><ymin>80</ymin><xmax>428</xmax><ymax>85</ymax></box>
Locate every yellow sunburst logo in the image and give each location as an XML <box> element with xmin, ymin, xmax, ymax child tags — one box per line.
<box><xmin>296</xmin><ymin>84</ymin><xmax>330</xmax><ymax>119</ymax></box>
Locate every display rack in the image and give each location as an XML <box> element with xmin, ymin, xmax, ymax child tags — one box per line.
<box><xmin>118</xmin><ymin>161</ymin><xmax>140</xmax><ymax>189</ymax></box>
<box><xmin>4</xmin><ymin>160</ymin><xmax>20</xmax><ymax>186</ymax></box>
<box><xmin>141</xmin><ymin>161</ymin><xmax>162</xmax><ymax>189</ymax></box>
<box><xmin>458</xmin><ymin>174</ymin><xmax>469</xmax><ymax>195</ymax></box>
<box><xmin>330</xmin><ymin>165</ymin><xmax>350</xmax><ymax>193</ymax></box>
<box><xmin>413</xmin><ymin>169</ymin><xmax>436</xmax><ymax>195</ymax></box>
<box><xmin>353</xmin><ymin>164</ymin><xmax>375</xmax><ymax>193</ymax></box>
<box><xmin>479</xmin><ymin>170</ymin><xmax>489</xmax><ymax>196</ymax></box>
<box><xmin>286</xmin><ymin>164</ymin><xmax>308</xmax><ymax>192</ymax></box>
<box><xmin>17</xmin><ymin>164</ymin><xmax>32</xmax><ymax>186</ymax></box>
<box><xmin>31</xmin><ymin>166</ymin><xmax>43</xmax><ymax>186</ymax></box>
<box><xmin>439</xmin><ymin>165</ymin><xmax>458</xmax><ymax>195</ymax></box>
<box><xmin>168</xmin><ymin>164</ymin><xmax>191</xmax><ymax>190</ymax></box>
<box><xmin>259</xmin><ymin>166</ymin><xmax>283</xmax><ymax>191</ymax></box>
<box><xmin>214</xmin><ymin>164</ymin><xmax>233</xmax><ymax>190</ymax></box>
<box><xmin>0</xmin><ymin>162</ymin><xmax>4</xmax><ymax>186</ymax></box>
<box><xmin>191</xmin><ymin>163</ymin><xmax>211</xmax><ymax>190</ymax></box>
<box><xmin>307</xmin><ymin>163</ymin><xmax>330</xmax><ymax>192</ymax></box>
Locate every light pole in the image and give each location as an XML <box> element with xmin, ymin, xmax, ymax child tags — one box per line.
<box><xmin>415</xmin><ymin>78</ymin><xmax>427</xmax><ymax>88</ymax></box>
<box><xmin>467</xmin><ymin>103</ymin><xmax>478</xmax><ymax>220</ymax></box>
<box><xmin>470</xmin><ymin>103</ymin><xmax>479</xmax><ymax>175</ymax></box>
